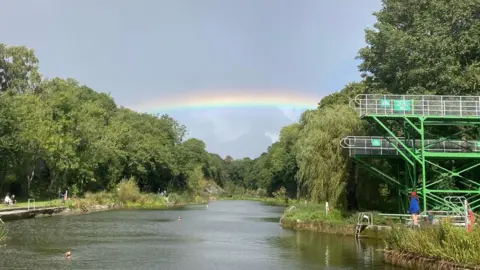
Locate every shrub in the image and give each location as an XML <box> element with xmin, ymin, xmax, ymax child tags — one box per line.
<box><xmin>385</xmin><ymin>223</ymin><xmax>480</xmax><ymax>266</ymax></box>
<box><xmin>116</xmin><ymin>178</ymin><xmax>141</xmax><ymax>204</ymax></box>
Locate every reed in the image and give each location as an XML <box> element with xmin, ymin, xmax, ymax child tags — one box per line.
<box><xmin>385</xmin><ymin>223</ymin><xmax>480</xmax><ymax>267</ymax></box>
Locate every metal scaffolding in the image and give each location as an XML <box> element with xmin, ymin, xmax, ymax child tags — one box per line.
<box><xmin>345</xmin><ymin>94</ymin><xmax>480</xmax><ymax>213</ymax></box>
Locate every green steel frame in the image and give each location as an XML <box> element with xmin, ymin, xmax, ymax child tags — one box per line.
<box><xmin>347</xmin><ymin>95</ymin><xmax>480</xmax><ymax>213</ymax></box>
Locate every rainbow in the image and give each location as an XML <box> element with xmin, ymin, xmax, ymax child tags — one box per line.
<box><xmin>130</xmin><ymin>89</ymin><xmax>322</xmax><ymax>113</ymax></box>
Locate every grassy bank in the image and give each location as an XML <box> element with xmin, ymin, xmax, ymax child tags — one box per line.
<box><xmin>279</xmin><ymin>204</ymin><xmax>394</xmax><ymax>239</ymax></box>
<box><xmin>282</xmin><ymin>204</ymin><xmax>480</xmax><ymax>268</ymax></box>
<box><xmin>68</xmin><ymin>180</ymin><xmax>207</xmax><ymax>211</ymax></box>
<box><xmin>384</xmin><ymin>223</ymin><xmax>480</xmax><ymax>269</ymax></box>
<box><xmin>0</xmin><ymin>179</ymin><xmax>208</xmax><ymax>212</ymax></box>
<box><xmin>217</xmin><ymin>195</ymin><xmax>298</xmax><ymax>206</ymax></box>
<box><xmin>281</xmin><ymin>204</ymin><xmax>393</xmax><ymax>225</ymax></box>
<box><xmin>279</xmin><ymin>204</ymin><xmax>356</xmax><ymax>235</ymax></box>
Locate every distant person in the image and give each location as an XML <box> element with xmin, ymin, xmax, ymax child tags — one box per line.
<box><xmin>4</xmin><ymin>194</ymin><xmax>11</xmax><ymax>205</ymax></box>
<box><xmin>59</xmin><ymin>190</ymin><xmax>68</xmax><ymax>203</ymax></box>
<box><xmin>408</xmin><ymin>191</ymin><xmax>420</xmax><ymax>227</ymax></box>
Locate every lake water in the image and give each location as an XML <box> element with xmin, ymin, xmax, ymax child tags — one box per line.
<box><xmin>0</xmin><ymin>200</ymin><xmax>400</xmax><ymax>269</ymax></box>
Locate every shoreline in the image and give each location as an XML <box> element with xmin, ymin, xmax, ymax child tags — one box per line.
<box><xmin>0</xmin><ymin>201</ymin><xmax>209</xmax><ymax>222</ymax></box>
<box><xmin>63</xmin><ymin>201</ymin><xmax>208</xmax><ymax>214</ymax></box>
<box><xmin>217</xmin><ymin>196</ymin><xmax>289</xmax><ymax>206</ymax></box>
<box><xmin>280</xmin><ymin>216</ymin><xmax>480</xmax><ymax>269</ymax></box>
<box><xmin>279</xmin><ymin>217</ymin><xmax>391</xmax><ymax>239</ymax></box>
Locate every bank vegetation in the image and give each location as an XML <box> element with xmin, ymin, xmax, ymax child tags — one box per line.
<box><xmin>67</xmin><ymin>178</ymin><xmax>207</xmax><ymax>211</ymax></box>
<box><xmin>385</xmin><ymin>223</ymin><xmax>480</xmax><ymax>269</ymax></box>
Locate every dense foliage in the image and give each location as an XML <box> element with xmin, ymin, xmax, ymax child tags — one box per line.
<box><xmin>0</xmin><ymin>44</ymin><xmax>234</xmax><ymax>199</ymax></box>
<box><xmin>3</xmin><ymin>0</ymin><xmax>480</xmax><ymax>211</ymax></box>
<box><xmin>223</xmin><ymin>0</ymin><xmax>480</xmax><ymax>212</ymax></box>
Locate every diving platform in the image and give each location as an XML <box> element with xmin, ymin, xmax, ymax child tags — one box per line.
<box><xmin>340</xmin><ymin>136</ymin><xmax>480</xmax><ymax>158</ymax></box>
<box><xmin>344</xmin><ymin>94</ymin><xmax>480</xmax><ymax>215</ymax></box>
<box><xmin>349</xmin><ymin>94</ymin><xmax>480</xmax><ymax>119</ymax></box>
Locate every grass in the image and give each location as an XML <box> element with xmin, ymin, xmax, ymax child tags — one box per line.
<box><xmin>282</xmin><ymin>203</ymin><xmax>355</xmax><ymax>224</ymax></box>
<box><xmin>218</xmin><ymin>195</ymin><xmax>302</xmax><ymax>206</ymax></box>
<box><xmin>0</xmin><ymin>199</ymin><xmax>64</xmax><ymax>209</ymax></box>
<box><xmin>281</xmin><ymin>203</ymin><xmax>396</xmax><ymax>226</ymax></box>
<box><xmin>385</xmin><ymin>223</ymin><xmax>480</xmax><ymax>267</ymax></box>
<box><xmin>68</xmin><ymin>179</ymin><xmax>207</xmax><ymax>210</ymax></box>
<box><xmin>0</xmin><ymin>178</ymin><xmax>207</xmax><ymax>212</ymax></box>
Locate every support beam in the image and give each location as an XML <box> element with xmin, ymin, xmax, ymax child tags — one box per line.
<box><xmin>353</xmin><ymin>158</ymin><xmax>401</xmax><ymax>186</ymax></box>
<box><xmin>372</xmin><ymin>116</ymin><xmax>422</xmax><ymax>164</ymax></box>
<box><xmin>420</xmin><ymin>118</ymin><xmax>427</xmax><ymax>212</ymax></box>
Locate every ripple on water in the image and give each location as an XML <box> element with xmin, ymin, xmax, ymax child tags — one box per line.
<box><xmin>0</xmin><ymin>201</ymin><xmax>400</xmax><ymax>270</ymax></box>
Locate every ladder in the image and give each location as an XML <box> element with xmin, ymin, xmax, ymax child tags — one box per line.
<box><xmin>355</xmin><ymin>212</ymin><xmax>373</xmax><ymax>238</ymax></box>
<box><xmin>81</xmin><ymin>204</ymin><xmax>90</xmax><ymax>212</ymax></box>
<box><xmin>0</xmin><ymin>217</ymin><xmax>6</xmax><ymax>240</ymax></box>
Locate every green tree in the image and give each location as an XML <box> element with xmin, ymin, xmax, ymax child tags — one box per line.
<box><xmin>0</xmin><ymin>44</ymin><xmax>41</xmax><ymax>93</ymax></box>
<box><xmin>295</xmin><ymin>105</ymin><xmax>365</xmax><ymax>207</ymax></box>
<box><xmin>358</xmin><ymin>0</ymin><xmax>480</xmax><ymax>95</ymax></box>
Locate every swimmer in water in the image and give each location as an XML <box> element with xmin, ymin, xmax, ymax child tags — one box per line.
<box><xmin>177</xmin><ymin>216</ymin><xmax>182</xmax><ymax>220</ymax></box>
<box><xmin>65</xmin><ymin>251</ymin><xmax>71</xmax><ymax>259</ymax></box>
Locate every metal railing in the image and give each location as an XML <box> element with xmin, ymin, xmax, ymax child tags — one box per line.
<box><xmin>340</xmin><ymin>136</ymin><xmax>480</xmax><ymax>156</ymax></box>
<box><xmin>27</xmin><ymin>198</ymin><xmax>36</xmax><ymax>211</ymax></box>
<box><xmin>349</xmin><ymin>94</ymin><xmax>480</xmax><ymax>117</ymax></box>
<box><xmin>279</xmin><ymin>206</ymin><xmax>296</xmax><ymax>225</ymax></box>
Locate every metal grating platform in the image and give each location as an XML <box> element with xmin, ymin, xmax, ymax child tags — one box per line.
<box><xmin>340</xmin><ymin>136</ymin><xmax>480</xmax><ymax>156</ymax></box>
<box><xmin>349</xmin><ymin>94</ymin><xmax>480</xmax><ymax>118</ymax></box>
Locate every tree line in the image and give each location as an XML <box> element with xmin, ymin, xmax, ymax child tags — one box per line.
<box><xmin>0</xmin><ymin>44</ymin><xmax>242</xmax><ymax>199</ymax></box>
<box><xmin>225</xmin><ymin>0</ymin><xmax>480</xmax><ymax>212</ymax></box>
<box><xmin>3</xmin><ymin>0</ymin><xmax>480</xmax><ymax>211</ymax></box>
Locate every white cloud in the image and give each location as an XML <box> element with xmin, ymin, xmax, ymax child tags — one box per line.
<box><xmin>191</xmin><ymin>109</ymin><xmax>252</xmax><ymax>143</ymax></box>
<box><xmin>172</xmin><ymin>107</ymin><xmax>295</xmax><ymax>157</ymax></box>
<box><xmin>277</xmin><ymin>105</ymin><xmax>304</xmax><ymax>122</ymax></box>
<box><xmin>264</xmin><ymin>131</ymin><xmax>280</xmax><ymax>143</ymax></box>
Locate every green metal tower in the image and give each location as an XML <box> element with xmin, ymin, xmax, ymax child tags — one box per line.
<box><xmin>342</xmin><ymin>94</ymin><xmax>480</xmax><ymax>213</ymax></box>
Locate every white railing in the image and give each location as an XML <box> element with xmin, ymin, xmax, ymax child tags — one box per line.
<box><xmin>27</xmin><ymin>198</ymin><xmax>35</xmax><ymax>211</ymax></box>
<box><xmin>340</xmin><ymin>136</ymin><xmax>480</xmax><ymax>156</ymax></box>
<box><xmin>350</xmin><ymin>94</ymin><xmax>480</xmax><ymax>117</ymax></box>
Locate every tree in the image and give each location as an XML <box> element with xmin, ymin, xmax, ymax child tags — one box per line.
<box><xmin>0</xmin><ymin>43</ymin><xmax>228</xmax><ymax>198</ymax></box>
<box><xmin>0</xmin><ymin>44</ymin><xmax>41</xmax><ymax>93</ymax></box>
<box><xmin>295</xmin><ymin>105</ymin><xmax>365</xmax><ymax>207</ymax></box>
<box><xmin>358</xmin><ymin>0</ymin><xmax>480</xmax><ymax>95</ymax></box>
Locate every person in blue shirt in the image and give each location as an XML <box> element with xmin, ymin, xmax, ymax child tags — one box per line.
<box><xmin>408</xmin><ymin>191</ymin><xmax>420</xmax><ymax>227</ymax></box>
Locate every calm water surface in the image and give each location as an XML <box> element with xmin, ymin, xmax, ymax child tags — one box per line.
<box><xmin>0</xmin><ymin>201</ymin><xmax>401</xmax><ymax>269</ymax></box>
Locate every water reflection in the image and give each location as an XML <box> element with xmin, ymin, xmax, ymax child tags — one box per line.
<box><xmin>268</xmin><ymin>226</ymin><xmax>400</xmax><ymax>269</ymax></box>
<box><xmin>0</xmin><ymin>201</ymin><xmax>400</xmax><ymax>270</ymax></box>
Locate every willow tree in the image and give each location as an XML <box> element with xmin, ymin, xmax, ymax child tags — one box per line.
<box><xmin>295</xmin><ymin>105</ymin><xmax>365</xmax><ymax>207</ymax></box>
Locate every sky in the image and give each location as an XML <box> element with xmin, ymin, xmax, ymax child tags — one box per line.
<box><xmin>1</xmin><ymin>0</ymin><xmax>381</xmax><ymax>159</ymax></box>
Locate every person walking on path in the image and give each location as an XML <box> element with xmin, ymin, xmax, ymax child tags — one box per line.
<box><xmin>408</xmin><ymin>191</ymin><xmax>420</xmax><ymax>227</ymax></box>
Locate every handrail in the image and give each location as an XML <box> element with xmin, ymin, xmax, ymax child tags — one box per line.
<box><xmin>350</xmin><ymin>94</ymin><xmax>480</xmax><ymax>118</ymax></box>
<box><xmin>339</xmin><ymin>138</ymin><xmax>350</xmax><ymax>148</ymax></box>
<box><xmin>0</xmin><ymin>217</ymin><xmax>6</xmax><ymax>240</ymax></box>
<box><xmin>28</xmin><ymin>198</ymin><xmax>36</xmax><ymax>211</ymax></box>
<box><xmin>279</xmin><ymin>206</ymin><xmax>296</xmax><ymax>225</ymax></box>
<box><xmin>340</xmin><ymin>136</ymin><xmax>480</xmax><ymax>154</ymax></box>
<box><xmin>349</xmin><ymin>99</ymin><xmax>358</xmax><ymax>109</ymax></box>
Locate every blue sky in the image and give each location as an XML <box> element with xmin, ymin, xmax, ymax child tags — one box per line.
<box><xmin>2</xmin><ymin>0</ymin><xmax>381</xmax><ymax>158</ymax></box>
